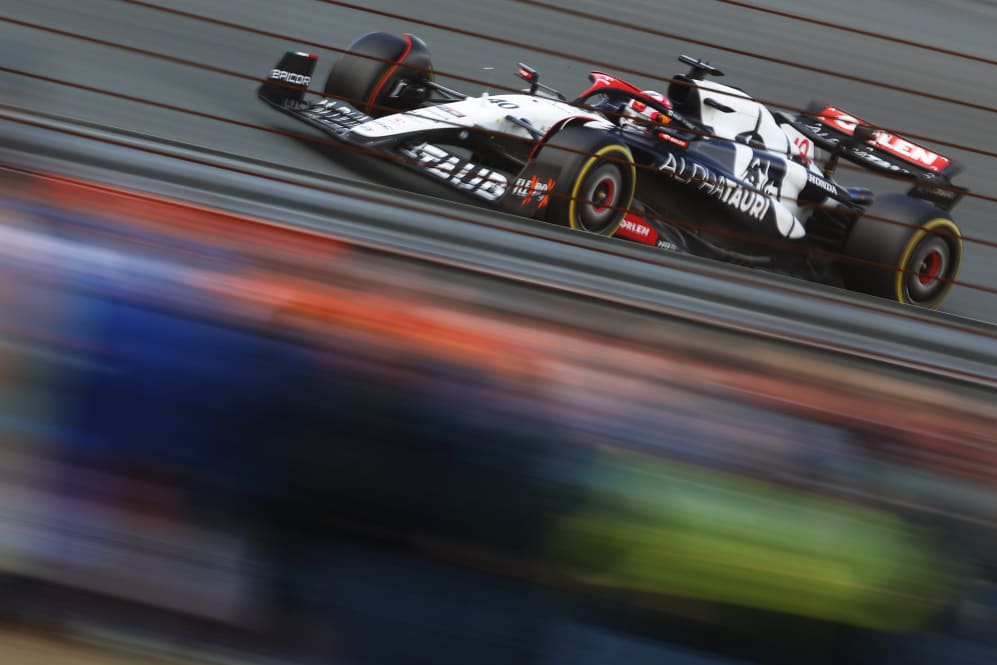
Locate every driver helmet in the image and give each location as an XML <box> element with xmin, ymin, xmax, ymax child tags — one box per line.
<box><xmin>620</xmin><ymin>91</ymin><xmax>672</xmax><ymax>130</ymax></box>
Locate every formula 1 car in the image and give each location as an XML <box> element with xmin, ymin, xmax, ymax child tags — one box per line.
<box><xmin>258</xmin><ymin>32</ymin><xmax>965</xmax><ymax>308</ymax></box>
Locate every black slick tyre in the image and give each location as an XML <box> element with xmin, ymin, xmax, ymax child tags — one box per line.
<box><xmin>842</xmin><ymin>194</ymin><xmax>962</xmax><ymax>309</ymax></box>
<box><xmin>324</xmin><ymin>32</ymin><xmax>432</xmax><ymax>116</ymax></box>
<box><xmin>537</xmin><ymin>127</ymin><xmax>636</xmax><ymax>236</ymax></box>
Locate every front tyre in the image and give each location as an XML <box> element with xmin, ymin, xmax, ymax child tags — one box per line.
<box><xmin>842</xmin><ymin>194</ymin><xmax>962</xmax><ymax>309</ymax></box>
<box><xmin>324</xmin><ymin>32</ymin><xmax>432</xmax><ymax>116</ymax></box>
<box><xmin>538</xmin><ymin>127</ymin><xmax>636</xmax><ymax>236</ymax></box>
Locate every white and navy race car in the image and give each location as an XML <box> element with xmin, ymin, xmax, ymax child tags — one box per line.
<box><xmin>258</xmin><ymin>32</ymin><xmax>965</xmax><ymax>308</ymax></box>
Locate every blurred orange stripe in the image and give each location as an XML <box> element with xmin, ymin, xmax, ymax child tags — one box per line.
<box><xmin>194</xmin><ymin>269</ymin><xmax>539</xmax><ymax>376</ymax></box>
<box><xmin>24</xmin><ymin>172</ymin><xmax>346</xmax><ymax>265</ymax></box>
<box><xmin>19</xmin><ymin>171</ymin><xmax>538</xmax><ymax>375</ymax></box>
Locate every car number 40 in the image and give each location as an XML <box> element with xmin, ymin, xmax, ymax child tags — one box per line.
<box><xmin>488</xmin><ymin>98</ymin><xmax>519</xmax><ymax>109</ymax></box>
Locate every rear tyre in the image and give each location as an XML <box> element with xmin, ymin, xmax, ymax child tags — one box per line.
<box><xmin>842</xmin><ymin>194</ymin><xmax>962</xmax><ymax>309</ymax></box>
<box><xmin>324</xmin><ymin>32</ymin><xmax>432</xmax><ymax>116</ymax></box>
<box><xmin>537</xmin><ymin>127</ymin><xmax>636</xmax><ymax>236</ymax></box>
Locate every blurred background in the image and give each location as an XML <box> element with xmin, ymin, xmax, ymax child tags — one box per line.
<box><xmin>2</xmin><ymin>2</ymin><xmax>997</xmax><ymax>664</ymax></box>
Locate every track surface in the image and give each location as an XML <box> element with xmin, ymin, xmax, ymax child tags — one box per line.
<box><xmin>4</xmin><ymin>0</ymin><xmax>997</xmax><ymax>320</ymax></box>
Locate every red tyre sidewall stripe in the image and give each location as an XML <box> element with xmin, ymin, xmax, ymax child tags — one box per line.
<box><xmin>526</xmin><ymin>116</ymin><xmax>596</xmax><ymax>163</ymax></box>
<box><xmin>365</xmin><ymin>34</ymin><xmax>414</xmax><ymax>114</ymax></box>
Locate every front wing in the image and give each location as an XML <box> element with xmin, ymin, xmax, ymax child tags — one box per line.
<box><xmin>257</xmin><ymin>56</ymin><xmax>558</xmax><ymax>218</ymax></box>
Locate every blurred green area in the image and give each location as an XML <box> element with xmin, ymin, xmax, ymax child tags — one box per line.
<box><xmin>546</xmin><ymin>451</ymin><xmax>959</xmax><ymax>629</ymax></box>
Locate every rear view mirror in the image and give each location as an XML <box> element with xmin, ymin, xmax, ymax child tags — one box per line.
<box><xmin>517</xmin><ymin>63</ymin><xmax>539</xmax><ymax>94</ymax></box>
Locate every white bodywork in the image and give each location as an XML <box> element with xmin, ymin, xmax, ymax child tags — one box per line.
<box><xmin>353</xmin><ymin>86</ymin><xmax>827</xmax><ymax>241</ymax></box>
<box><xmin>352</xmin><ymin>93</ymin><xmax>608</xmax><ymax>141</ymax></box>
<box><xmin>682</xmin><ymin>78</ymin><xmax>830</xmax><ymax>239</ymax></box>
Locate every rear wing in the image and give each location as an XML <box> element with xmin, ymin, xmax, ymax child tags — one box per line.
<box><xmin>791</xmin><ymin>104</ymin><xmax>966</xmax><ymax>210</ymax></box>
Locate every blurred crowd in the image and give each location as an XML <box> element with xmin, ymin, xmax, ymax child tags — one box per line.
<box><xmin>0</xmin><ymin>169</ymin><xmax>995</xmax><ymax>664</ymax></box>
